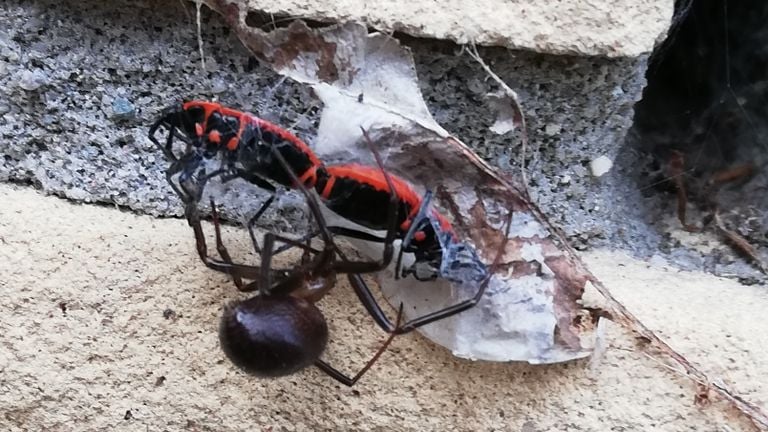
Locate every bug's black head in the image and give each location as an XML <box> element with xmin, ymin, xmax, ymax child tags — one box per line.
<box><xmin>403</xmin><ymin>216</ymin><xmax>488</xmax><ymax>284</ymax></box>
<box><xmin>149</xmin><ymin>101</ymin><xmax>204</xmax><ymax>150</ymax></box>
<box><xmin>219</xmin><ymin>295</ymin><xmax>328</xmax><ymax>377</ymax></box>
<box><xmin>156</xmin><ymin>100</ymin><xmax>200</xmax><ymax>133</ymax></box>
<box><xmin>403</xmin><ymin>219</ymin><xmax>444</xmax><ymax>281</ymax></box>
<box><xmin>179</xmin><ymin>103</ymin><xmax>206</xmax><ymax>136</ymax></box>
<box><xmin>157</xmin><ymin>100</ymin><xmax>186</xmax><ymax>119</ymax></box>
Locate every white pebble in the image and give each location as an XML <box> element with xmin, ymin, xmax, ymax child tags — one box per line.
<box><xmin>544</xmin><ymin>123</ymin><xmax>561</xmax><ymax>136</ymax></box>
<box><xmin>589</xmin><ymin>155</ymin><xmax>613</xmax><ymax>177</ymax></box>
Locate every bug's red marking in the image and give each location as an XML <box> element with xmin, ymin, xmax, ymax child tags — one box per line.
<box><xmin>320</xmin><ymin>175</ymin><xmax>336</xmax><ymax>200</ymax></box>
<box><xmin>177</xmin><ymin>101</ymin><xmax>324</xmax><ymax>187</ymax></box>
<box><xmin>226</xmin><ymin>137</ymin><xmax>238</xmax><ymax>151</ymax></box>
<box><xmin>298</xmin><ymin>165</ymin><xmax>320</xmax><ymax>187</ymax></box>
<box><xmin>208</xmin><ymin>129</ymin><xmax>221</xmax><ymax>144</ymax></box>
<box><xmin>322</xmin><ymin>164</ymin><xmax>455</xmax><ymax>240</ymax></box>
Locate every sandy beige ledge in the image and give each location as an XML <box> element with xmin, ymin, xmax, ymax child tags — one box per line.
<box><xmin>212</xmin><ymin>0</ymin><xmax>674</xmax><ymax>57</ymax></box>
<box><xmin>1</xmin><ymin>184</ymin><xmax>765</xmax><ymax>431</ymax></box>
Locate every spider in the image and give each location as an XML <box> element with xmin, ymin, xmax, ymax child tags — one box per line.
<box><xmin>184</xmin><ymin>141</ymin><xmax>512</xmax><ymax>385</ymax></box>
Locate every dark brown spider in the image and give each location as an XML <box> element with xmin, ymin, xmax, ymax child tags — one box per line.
<box><xmin>183</xmin><ymin>140</ymin><xmax>512</xmax><ymax>385</ymax></box>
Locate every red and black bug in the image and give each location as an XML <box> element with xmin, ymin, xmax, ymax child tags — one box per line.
<box><xmin>148</xmin><ymin>100</ymin><xmax>323</xmax><ymax>249</ymax></box>
<box><xmin>150</xmin><ymin>102</ymin><xmax>481</xmax><ymax>281</ymax></box>
<box><xmin>185</xmin><ymin>142</ymin><xmax>512</xmax><ymax>385</ymax></box>
<box><xmin>294</xmin><ymin>128</ymin><xmax>487</xmax><ymax>284</ymax></box>
<box><xmin>150</xmin><ymin>101</ymin><xmax>322</xmax><ymax>190</ymax></box>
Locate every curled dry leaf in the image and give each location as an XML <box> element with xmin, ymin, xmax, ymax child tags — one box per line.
<box><xmin>204</xmin><ymin>3</ymin><xmax>600</xmax><ymax>362</ymax></box>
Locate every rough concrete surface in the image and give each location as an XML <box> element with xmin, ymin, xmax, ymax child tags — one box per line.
<box><xmin>0</xmin><ymin>0</ymin><xmax>648</xmax><ymax>250</ymax></box>
<box><xmin>233</xmin><ymin>0</ymin><xmax>673</xmax><ymax>57</ymax></box>
<box><xmin>2</xmin><ymin>184</ymin><xmax>766</xmax><ymax>431</ymax></box>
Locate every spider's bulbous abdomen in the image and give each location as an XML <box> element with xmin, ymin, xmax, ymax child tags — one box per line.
<box><xmin>219</xmin><ymin>295</ymin><xmax>328</xmax><ymax>377</ymax></box>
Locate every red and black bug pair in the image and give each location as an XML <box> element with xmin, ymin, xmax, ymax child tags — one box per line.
<box><xmin>149</xmin><ymin>101</ymin><xmax>472</xmax><ymax>282</ymax></box>
<box><xmin>149</xmin><ymin>101</ymin><xmax>510</xmax><ymax>385</ymax></box>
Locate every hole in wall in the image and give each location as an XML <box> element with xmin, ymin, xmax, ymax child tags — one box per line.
<box><xmin>628</xmin><ymin>0</ymin><xmax>768</xmax><ymax>278</ymax></box>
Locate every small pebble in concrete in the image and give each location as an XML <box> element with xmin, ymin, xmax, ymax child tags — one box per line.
<box><xmin>590</xmin><ymin>155</ymin><xmax>613</xmax><ymax>177</ymax></box>
<box><xmin>544</xmin><ymin>123</ymin><xmax>562</xmax><ymax>136</ymax></box>
<box><xmin>210</xmin><ymin>78</ymin><xmax>228</xmax><ymax>94</ymax></box>
<box><xmin>19</xmin><ymin>69</ymin><xmax>49</xmax><ymax>91</ymax></box>
<box><xmin>111</xmin><ymin>97</ymin><xmax>136</xmax><ymax>121</ymax></box>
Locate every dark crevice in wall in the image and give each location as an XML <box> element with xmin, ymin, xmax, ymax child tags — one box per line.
<box><xmin>627</xmin><ymin>0</ymin><xmax>768</xmax><ymax>279</ymax></box>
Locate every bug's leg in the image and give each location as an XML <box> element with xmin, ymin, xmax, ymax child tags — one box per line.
<box><xmin>345</xmin><ymin>210</ymin><xmax>514</xmax><ymax>334</ymax></box>
<box><xmin>394</xmin><ymin>190</ymin><xmax>434</xmax><ymax>280</ymax></box>
<box><xmin>313</xmin><ymin>303</ymin><xmax>404</xmax><ymax>387</ymax></box>
<box><xmin>149</xmin><ymin>115</ymin><xmax>178</xmax><ymax>162</ymax></box>
<box><xmin>209</xmin><ymin>198</ymin><xmax>245</xmax><ymax>290</ymax></box>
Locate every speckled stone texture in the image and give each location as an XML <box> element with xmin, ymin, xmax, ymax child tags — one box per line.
<box><xmin>0</xmin><ymin>0</ymin><xmax>649</xmax><ymax>252</ymax></box>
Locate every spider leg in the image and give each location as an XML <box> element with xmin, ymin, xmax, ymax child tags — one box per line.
<box><xmin>230</xmin><ymin>231</ymin><xmax>327</xmax><ymax>295</ymax></box>
<box><xmin>163</xmin><ymin>149</ymin><xmax>205</xmax><ymax>204</ymax></box>
<box><xmin>245</xmin><ymin>195</ymin><xmax>276</xmax><ymax>255</ymax></box>
<box><xmin>313</xmin><ymin>303</ymin><xmax>404</xmax><ymax>387</ymax></box>
<box><xmin>180</xmin><ymin>148</ymin><xmax>329</xmax><ymax>295</ymax></box>
<box><xmin>209</xmin><ymin>198</ymin><xmax>246</xmax><ymax>290</ymax></box>
<box><xmin>267</xmin><ymin>147</ymin><xmax>337</xmax><ymax>272</ymax></box>
<box><xmin>225</xmin><ymin>145</ymin><xmax>342</xmax><ymax>298</ymax></box>
<box><xmin>185</xmin><ymin>200</ymin><xmax>266</xmax><ymax>285</ymax></box>
<box><xmin>217</xmin><ymin>168</ymin><xmax>278</xmax><ymax>255</ymax></box>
